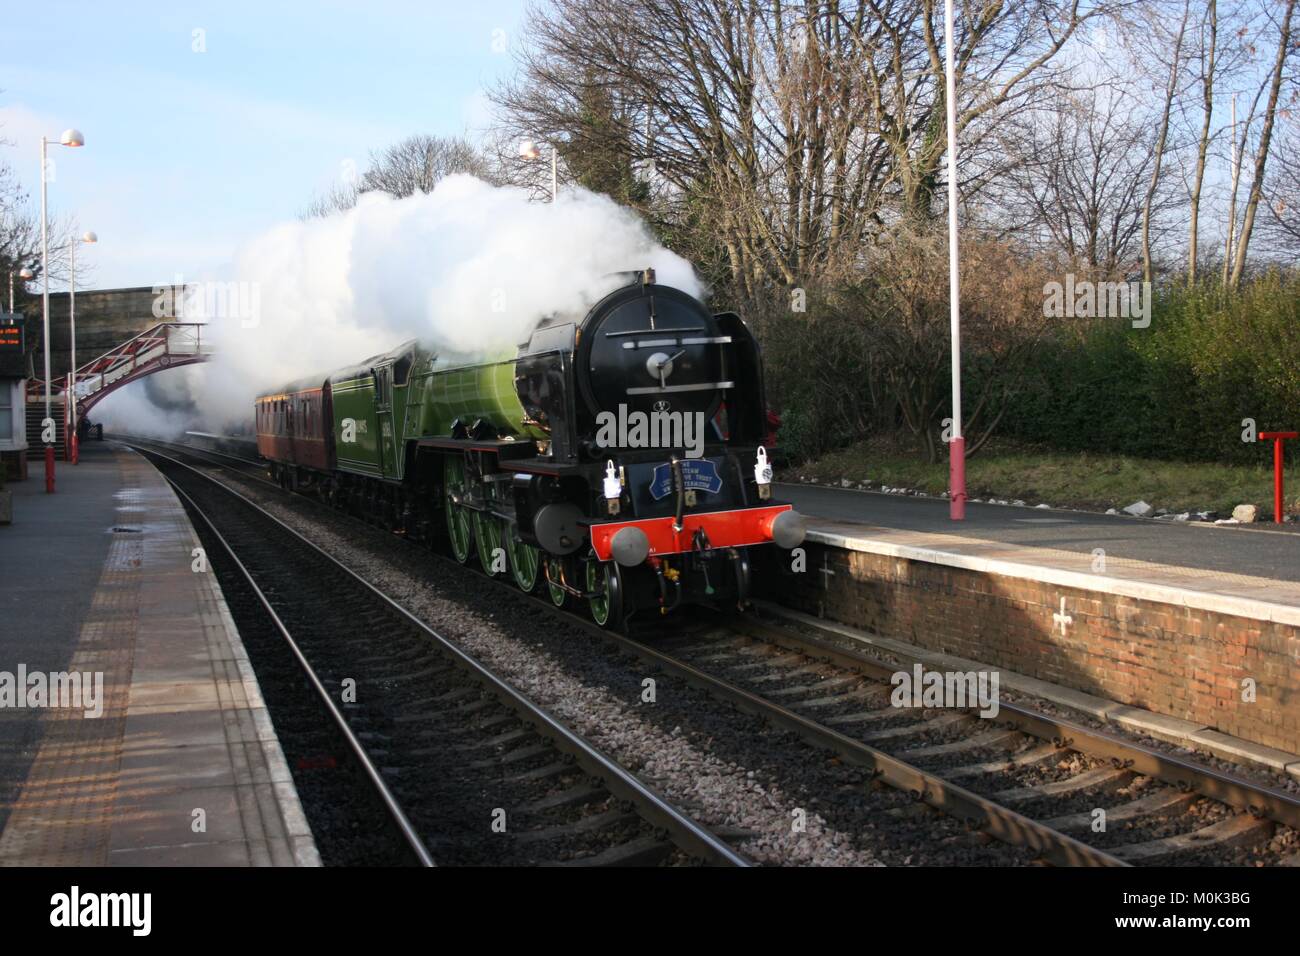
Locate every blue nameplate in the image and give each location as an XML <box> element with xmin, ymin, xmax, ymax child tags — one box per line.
<box><xmin>649</xmin><ymin>459</ymin><xmax>723</xmax><ymax>500</ymax></box>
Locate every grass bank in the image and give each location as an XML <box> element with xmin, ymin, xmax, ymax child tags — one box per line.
<box><xmin>780</xmin><ymin>438</ymin><xmax>1289</xmax><ymax>517</ymax></box>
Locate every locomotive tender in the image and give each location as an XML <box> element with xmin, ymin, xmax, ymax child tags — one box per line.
<box><xmin>255</xmin><ymin>269</ymin><xmax>805</xmax><ymax>627</ymax></box>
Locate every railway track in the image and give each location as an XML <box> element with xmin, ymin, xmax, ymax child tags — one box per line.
<box><xmin>121</xmin><ymin>434</ymin><xmax>1300</xmax><ymax>866</ymax></box>
<box><xmin>137</xmin><ymin>444</ymin><xmax>747</xmax><ymax>867</ymax></box>
<box><xmin>646</xmin><ymin>612</ymin><xmax>1300</xmax><ymax>866</ymax></box>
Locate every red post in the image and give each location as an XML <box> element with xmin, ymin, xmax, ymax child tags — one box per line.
<box><xmin>44</xmin><ymin>445</ymin><xmax>55</xmax><ymax>493</ymax></box>
<box><xmin>67</xmin><ymin>372</ymin><xmax>78</xmax><ymax>465</ymax></box>
<box><xmin>1259</xmin><ymin>432</ymin><xmax>1297</xmax><ymax>524</ymax></box>
<box><xmin>949</xmin><ymin>436</ymin><xmax>967</xmax><ymax>519</ymax></box>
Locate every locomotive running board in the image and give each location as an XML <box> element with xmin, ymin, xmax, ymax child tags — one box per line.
<box><xmin>416</xmin><ymin>436</ymin><xmax>535</xmax><ymax>457</ymax></box>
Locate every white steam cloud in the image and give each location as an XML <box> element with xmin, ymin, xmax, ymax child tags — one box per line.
<box><xmin>173</xmin><ymin>175</ymin><xmax>701</xmax><ymax>431</ymax></box>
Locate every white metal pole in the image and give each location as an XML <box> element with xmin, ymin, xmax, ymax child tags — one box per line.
<box><xmin>40</xmin><ymin>135</ymin><xmax>54</xmax><ymax>492</ymax></box>
<box><xmin>1225</xmin><ymin>95</ymin><xmax>1238</xmax><ymax>280</ymax></box>
<box><xmin>944</xmin><ymin>0</ymin><xmax>966</xmax><ymax>520</ymax></box>
<box><xmin>70</xmin><ymin>236</ymin><xmax>77</xmax><ymax>463</ymax></box>
<box><xmin>551</xmin><ymin>146</ymin><xmax>557</xmax><ymax>203</ymax></box>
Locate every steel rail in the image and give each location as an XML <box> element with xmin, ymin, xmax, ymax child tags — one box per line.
<box><xmin>136</xmin><ymin>444</ymin><xmax>749</xmax><ymax>868</ymax></box>
<box><xmin>161</xmin><ymin>473</ymin><xmax>437</xmax><ymax>867</ymax></box>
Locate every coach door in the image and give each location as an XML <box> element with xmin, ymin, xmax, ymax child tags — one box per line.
<box><xmin>374</xmin><ymin>364</ymin><xmax>397</xmax><ymax>479</ymax></box>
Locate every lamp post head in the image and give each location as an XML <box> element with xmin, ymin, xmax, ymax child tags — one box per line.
<box><xmin>60</xmin><ymin>129</ymin><xmax>85</xmax><ymax>147</ymax></box>
<box><xmin>81</xmin><ymin>231</ymin><xmax>98</xmax><ymax>243</ymax></box>
<box><xmin>519</xmin><ymin>139</ymin><xmax>541</xmax><ymax>160</ymax></box>
<box><xmin>18</xmin><ymin>267</ymin><xmax>34</xmax><ymax>280</ymax></box>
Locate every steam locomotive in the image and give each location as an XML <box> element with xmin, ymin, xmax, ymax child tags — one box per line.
<box><xmin>255</xmin><ymin>269</ymin><xmax>805</xmax><ymax>627</ymax></box>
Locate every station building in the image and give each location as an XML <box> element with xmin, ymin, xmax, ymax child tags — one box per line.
<box><xmin>0</xmin><ymin>314</ymin><xmax>26</xmax><ymax>481</ymax></box>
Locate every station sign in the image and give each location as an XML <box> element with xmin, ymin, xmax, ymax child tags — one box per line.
<box><xmin>0</xmin><ymin>317</ymin><xmax>26</xmax><ymax>376</ymax></box>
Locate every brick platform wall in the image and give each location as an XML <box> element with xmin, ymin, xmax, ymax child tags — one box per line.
<box><xmin>761</xmin><ymin>540</ymin><xmax>1300</xmax><ymax>755</ymax></box>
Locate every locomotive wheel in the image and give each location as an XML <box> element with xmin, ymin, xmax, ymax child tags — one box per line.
<box><xmin>733</xmin><ymin>547</ymin><xmax>752</xmax><ymax>610</ymax></box>
<box><xmin>443</xmin><ymin>457</ymin><xmax>475</xmax><ymax>564</ymax></box>
<box><xmin>544</xmin><ymin>555</ymin><xmax>570</xmax><ymax>608</ymax></box>
<box><xmin>473</xmin><ymin>510</ymin><xmax>504</xmax><ymax>576</ymax></box>
<box><xmin>502</xmin><ymin>520</ymin><xmax>541</xmax><ymax>592</ymax></box>
<box><xmin>585</xmin><ymin>558</ymin><xmax>623</xmax><ymax>628</ymax></box>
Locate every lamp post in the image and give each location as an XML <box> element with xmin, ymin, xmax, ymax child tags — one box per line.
<box><xmin>40</xmin><ymin>127</ymin><xmax>85</xmax><ymax>493</ymax></box>
<box><xmin>519</xmin><ymin>140</ymin><xmax>557</xmax><ymax>202</ymax></box>
<box><xmin>68</xmin><ymin>230</ymin><xmax>97</xmax><ymax>464</ymax></box>
<box><xmin>9</xmin><ymin>266</ymin><xmax>33</xmax><ymax>314</ymax></box>
<box><xmin>942</xmin><ymin>0</ymin><xmax>966</xmax><ymax>520</ymax></box>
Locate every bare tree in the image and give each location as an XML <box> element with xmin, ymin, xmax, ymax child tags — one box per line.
<box><xmin>1229</xmin><ymin>0</ymin><xmax>1296</xmax><ymax>287</ymax></box>
<box><xmin>301</xmin><ymin>134</ymin><xmax>492</xmax><ymax>218</ymax></box>
<box><xmin>361</xmin><ymin>134</ymin><xmax>492</xmax><ymax>197</ymax></box>
<box><xmin>1260</xmin><ymin>119</ymin><xmax>1300</xmax><ymax>257</ymax></box>
<box><xmin>0</xmin><ymin>160</ymin><xmax>40</xmax><ymax>283</ymax></box>
<box><xmin>493</xmin><ymin>0</ymin><xmax>1105</xmax><ymax>303</ymax></box>
<box><xmin>1185</xmin><ymin>0</ymin><xmax>1216</xmax><ymax>284</ymax></box>
<box><xmin>1139</xmin><ymin>0</ymin><xmax>1191</xmax><ymax>285</ymax></box>
<box><xmin>996</xmin><ymin>87</ymin><xmax>1167</xmax><ymax>276</ymax></box>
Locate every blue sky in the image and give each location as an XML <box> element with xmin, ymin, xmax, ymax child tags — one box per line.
<box><xmin>1</xmin><ymin>1</ymin><xmax>529</xmax><ymax>289</ymax></box>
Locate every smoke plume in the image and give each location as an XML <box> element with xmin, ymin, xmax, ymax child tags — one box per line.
<box><xmin>97</xmin><ymin>175</ymin><xmax>702</xmax><ymax>433</ymax></box>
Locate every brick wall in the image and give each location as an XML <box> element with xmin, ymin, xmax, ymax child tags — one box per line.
<box><xmin>762</xmin><ymin>540</ymin><xmax>1300</xmax><ymax>755</ymax></box>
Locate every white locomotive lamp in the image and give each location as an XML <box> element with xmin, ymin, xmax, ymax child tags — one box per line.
<box><xmin>603</xmin><ymin>459</ymin><xmax>623</xmax><ymax>515</ymax></box>
<box><xmin>754</xmin><ymin>447</ymin><xmax>773</xmax><ymax>500</ymax></box>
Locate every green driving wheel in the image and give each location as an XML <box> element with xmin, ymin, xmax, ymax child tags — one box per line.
<box><xmin>586</xmin><ymin>558</ymin><xmax>623</xmax><ymax>628</ymax></box>
<box><xmin>545</xmin><ymin>555</ymin><xmax>569</xmax><ymax>607</ymax></box>
<box><xmin>474</xmin><ymin>509</ymin><xmax>505</xmax><ymax>576</ymax></box>
<box><xmin>503</xmin><ymin>521</ymin><xmax>541</xmax><ymax>592</ymax></box>
<box><xmin>443</xmin><ymin>456</ymin><xmax>475</xmax><ymax>564</ymax></box>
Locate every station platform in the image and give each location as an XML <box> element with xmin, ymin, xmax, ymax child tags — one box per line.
<box><xmin>0</xmin><ymin>443</ymin><xmax>319</xmax><ymax>866</ymax></box>
<box><xmin>777</xmin><ymin>483</ymin><xmax>1300</xmax><ymax>768</ymax></box>
<box><xmin>780</xmin><ymin>483</ymin><xmax>1300</xmax><ymax>619</ymax></box>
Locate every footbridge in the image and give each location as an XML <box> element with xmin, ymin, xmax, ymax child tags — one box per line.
<box><xmin>26</xmin><ymin>322</ymin><xmax>210</xmax><ymax>460</ymax></box>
